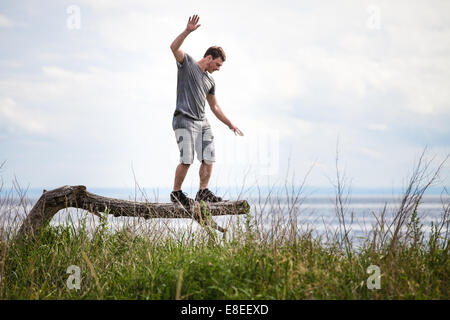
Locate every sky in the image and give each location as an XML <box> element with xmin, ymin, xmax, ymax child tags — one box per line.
<box><xmin>0</xmin><ymin>0</ymin><xmax>449</xmax><ymax>194</ymax></box>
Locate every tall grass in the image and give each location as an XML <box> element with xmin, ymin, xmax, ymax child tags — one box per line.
<box><xmin>0</xmin><ymin>151</ymin><xmax>448</xmax><ymax>300</ymax></box>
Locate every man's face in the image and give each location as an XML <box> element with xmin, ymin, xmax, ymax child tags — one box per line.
<box><xmin>207</xmin><ymin>56</ymin><xmax>224</xmax><ymax>73</ymax></box>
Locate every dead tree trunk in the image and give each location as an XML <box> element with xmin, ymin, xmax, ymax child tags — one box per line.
<box><xmin>17</xmin><ymin>185</ymin><xmax>250</xmax><ymax>240</ymax></box>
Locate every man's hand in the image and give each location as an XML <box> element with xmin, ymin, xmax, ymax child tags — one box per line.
<box><xmin>171</xmin><ymin>15</ymin><xmax>200</xmax><ymax>63</ymax></box>
<box><xmin>229</xmin><ymin>125</ymin><xmax>244</xmax><ymax>136</ymax></box>
<box><xmin>186</xmin><ymin>15</ymin><xmax>201</xmax><ymax>33</ymax></box>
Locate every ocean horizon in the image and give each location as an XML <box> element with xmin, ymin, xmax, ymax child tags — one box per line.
<box><xmin>4</xmin><ymin>184</ymin><xmax>448</xmax><ymax>201</ymax></box>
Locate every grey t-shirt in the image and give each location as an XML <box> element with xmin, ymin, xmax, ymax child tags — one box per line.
<box><xmin>173</xmin><ymin>53</ymin><xmax>215</xmax><ymax>121</ymax></box>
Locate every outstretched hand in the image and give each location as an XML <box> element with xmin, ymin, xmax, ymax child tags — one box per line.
<box><xmin>186</xmin><ymin>15</ymin><xmax>201</xmax><ymax>33</ymax></box>
<box><xmin>230</xmin><ymin>125</ymin><xmax>244</xmax><ymax>136</ymax></box>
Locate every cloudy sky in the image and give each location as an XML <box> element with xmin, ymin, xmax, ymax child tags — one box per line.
<box><xmin>0</xmin><ymin>0</ymin><xmax>449</xmax><ymax>193</ymax></box>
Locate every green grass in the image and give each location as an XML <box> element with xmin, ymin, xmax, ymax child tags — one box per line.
<box><xmin>0</xmin><ymin>209</ymin><xmax>448</xmax><ymax>300</ymax></box>
<box><xmin>0</xmin><ymin>150</ymin><xmax>448</xmax><ymax>299</ymax></box>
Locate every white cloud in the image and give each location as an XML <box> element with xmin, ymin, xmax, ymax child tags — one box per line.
<box><xmin>368</xmin><ymin>124</ymin><xmax>388</xmax><ymax>131</ymax></box>
<box><xmin>0</xmin><ymin>97</ymin><xmax>47</xmax><ymax>134</ymax></box>
<box><xmin>0</xmin><ymin>14</ymin><xmax>14</xmax><ymax>28</ymax></box>
<box><xmin>97</xmin><ymin>12</ymin><xmax>179</xmax><ymax>53</ymax></box>
<box><xmin>78</xmin><ymin>0</ymin><xmax>152</xmax><ymax>10</ymax></box>
<box><xmin>360</xmin><ymin>147</ymin><xmax>384</xmax><ymax>160</ymax></box>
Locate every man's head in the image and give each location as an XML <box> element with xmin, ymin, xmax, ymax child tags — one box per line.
<box><xmin>203</xmin><ymin>46</ymin><xmax>226</xmax><ymax>73</ymax></box>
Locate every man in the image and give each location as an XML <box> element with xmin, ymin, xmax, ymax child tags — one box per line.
<box><xmin>170</xmin><ymin>15</ymin><xmax>243</xmax><ymax>207</ymax></box>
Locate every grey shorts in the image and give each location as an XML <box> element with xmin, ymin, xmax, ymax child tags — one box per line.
<box><xmin>172</xmin><ymin>114</ymin><xmax>215</xmax><ymax>164</ymax></box>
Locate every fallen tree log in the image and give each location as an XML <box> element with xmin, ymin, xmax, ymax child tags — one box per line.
<box><xmin>17</xmin><ymin>185</ymin><xmax>250</xmax><ymax>240</ymax></box>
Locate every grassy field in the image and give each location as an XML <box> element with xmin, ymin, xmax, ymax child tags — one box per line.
<box><xmin>0</xmin><ymin>152</ymin><xmax>448</xmax><ymax>300</ymax></box>
<box><xmin>0</xmin><ymin>201</ymin><xmax>448</xmax><ymax>300</ymax></box>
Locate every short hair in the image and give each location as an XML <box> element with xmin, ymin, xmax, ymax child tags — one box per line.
<box><xmin>204</xmin><ymin>46</ymin><xmax>226</xmax><ymax>62</ymax></box>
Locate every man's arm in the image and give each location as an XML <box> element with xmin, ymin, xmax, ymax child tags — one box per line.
<box><xmin>170</xmin><ymin>15</ymin><xmax>201</xmax><ymax>63</ymax></box>
<box><xmin>207</xmin><ymin>94</ymin><xmax>244</xmax><ymax>136</ymax></box>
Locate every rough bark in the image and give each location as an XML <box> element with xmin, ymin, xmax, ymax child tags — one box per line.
<box><xmin>17</xmin><ymin>185</ymin><xmax>250</xmax><ymax>239</ymax></box>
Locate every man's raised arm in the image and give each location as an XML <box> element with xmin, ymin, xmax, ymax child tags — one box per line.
<box><xmin>170</xmin><ymin>15</ymin><xmax>201</xmax><ymax>63</ymax></box>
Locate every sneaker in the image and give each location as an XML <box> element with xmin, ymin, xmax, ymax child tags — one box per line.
<box><xmin>195</xmin><ymin>188</ymin><xmax>223</xmax><ymax>202</ymax></box>
<box><xmin>170</xmin><ymin>190</ymin><xmax>194</xmax><ymax>207</ymax></box>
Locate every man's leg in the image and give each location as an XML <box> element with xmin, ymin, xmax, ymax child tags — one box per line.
<box><xmin>173</xmin><ymin>163</ymin><xmax>190</xmax><ymax>191</ymax></box>
<box><xmin>173</xmin><ymin>120</ymin><xmax>194</xmax><ymax>192</ymax></box>
<box><xmin>198</xmin><ymin>118</ymin><xmax>215</xmax><ymax>190</ymax></box>
<box><xmin>196</xmin><ymin>160</ymin><xmax>222</xmax><ymax>202</ymax></box>
<box><xmin>199</xmin><ymin>160</ymin><xmax>213</xmax><ymax>190</ymax></box>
